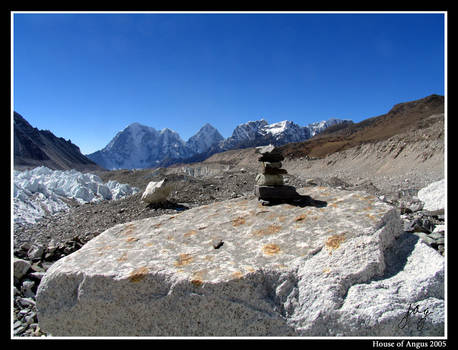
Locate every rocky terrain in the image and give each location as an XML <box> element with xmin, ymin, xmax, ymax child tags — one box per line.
<box><xmin>12</xmin><ymin>94</ymin><xmax>446</xmax><ymax>337</ymax></box>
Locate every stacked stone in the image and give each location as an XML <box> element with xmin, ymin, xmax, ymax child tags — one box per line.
<box><xmin>254</xmin><ymin>144</ymin><xmax>299</xmax><ymax>203</ymax></box>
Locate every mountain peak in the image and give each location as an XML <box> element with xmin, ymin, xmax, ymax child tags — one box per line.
<box><xmin>87</xmin><ymin>117</ymin><xmax>351</xmax><ymax>169</ymax></box>
<box><xmin>186</xmin><ymin>123</ymin><xmax>224</xmax><ymax>154</ymax></box>
<box><xmin>14</xmin><ymin>112</ymin><xmax>103</xmax><ymax>171</ymax></box>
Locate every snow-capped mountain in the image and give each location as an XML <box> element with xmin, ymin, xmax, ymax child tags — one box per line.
<box><xmin>220</xmin><ymin>119</ymin><xmax>270</xmax><ymax>150</ymax></box>
<box><xmin>307</xmin><ymin>118</ymin><xmax>350</xmax><ymax>137</ymax></box>
<box><xmin>186</xmin><ymin>123</ymin><xmax>224</xmax><ymax>154</ymax></box>
<box><xmin>87</xmin><ymin>122</ymin><xmax>224</xmax><ymax>170</ymax></box>
<box><xmin>219</xmin><ymin>118</ymin><xmax>340</xmax><ymax>150</ymax></box>
<box><xmin>87</xmin><ymin>123</ymin><xmax>190</xmax><ymax>170</ymax></box>
<box><xmin>87</xmin><ymin>117</ymin><xmax>352</xmax><ymax>170</ymax></box>
<box><xmin>260</xmin><ymin>120</ymin><xmax>311</xmax><ymax>144</ymax></box>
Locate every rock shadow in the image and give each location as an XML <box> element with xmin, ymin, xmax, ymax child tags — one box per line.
<box><xmin>375</xmin><ymin>232</ymin><xmax>419</xmax><ymax>280</ymax></box>
<box><xmin>146</xmin><ymin>200</ymin><xmax>190</xmax><ymax>212</ymax></box>
<box><xmin>259</xmin><ymin>194</ymin><xmax>328</xmax><ymax>208</ymax></box>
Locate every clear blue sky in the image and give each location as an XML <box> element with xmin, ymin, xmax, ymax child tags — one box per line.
<box><xmin>13</xmin><ymin>12</ymin><xmax>445</xmax><ymax>155</ymax></box>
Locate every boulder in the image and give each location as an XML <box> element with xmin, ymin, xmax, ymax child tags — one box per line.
<box><xmin>417</xmin><ymin>179</ymin><xmax>445</xmax><ymax>212</ymax></box>
<box><xmin>335</xmin><ymin>232</ymin><xmax>444</xmax><ymax>336</ymax></box>
<box><xmin>140</xmin><ymin>179</ymin><xmax>172</xmax><ymax>205</ymax></box>
<box><xmin>36</xmin><ymin>186</ymin><xmax>444</xmax><ymax>336</ymax></box>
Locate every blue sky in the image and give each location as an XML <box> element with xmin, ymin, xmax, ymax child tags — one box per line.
<box><xmin>13</xmin><ymin>12</ymin><xmax>445</xmax><ymax>155</ymax></box>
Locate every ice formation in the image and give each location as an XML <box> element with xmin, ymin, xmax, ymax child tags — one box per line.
<box><xmin>13</xmin><ymin>166</ymin><xmax>139</xmax><ymax>225</ymax></box>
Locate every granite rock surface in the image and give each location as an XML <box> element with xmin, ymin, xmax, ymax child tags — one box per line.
<box><xmin>36</xmin><ymin>186</ymin><xmax>444</xmax><ymax>336</ymax></box>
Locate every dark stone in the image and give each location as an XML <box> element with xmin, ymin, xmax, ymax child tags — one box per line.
<box><xmin>263</xmin><ymin>167</ymin><xmax>288</xmax><ymax>175</ymax></box>
<box><xmin>255</xmin><ymin>185</ymin><xmax>299</xmax><ymax>200</ymax></box>
<box><xmin>258</xmin><ymin>153</ymin><xmax>285</xmax><ymax>162</ymax></box>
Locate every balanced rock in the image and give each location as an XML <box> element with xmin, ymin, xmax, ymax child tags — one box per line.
<box><xmin>141</xmin><ymin>179</ymin><xmax>172</xmax><ymax>205</ymax></box>
<box><xmin>255</xmin><ymin>173</ymin><xmax>284</xmax><ymax>186</ymax></box>
<box><xmin>36</xmin><ymin>186</ymin><xmax>444</xmax><ymax>336</ymax></box>
<box><xmin>254</xmin><ymin>185</ymin><xmax>298</xmax><ymax>201</ymax></box>
<box><xmin>254</xmin><ymin>144</ymin><xmax>298</xmax><ymax>203</ymax></box>
<box><xmin>256</xmin><ymin>144</ymin><xmax>284</xmax><ymax>162</ymax></box>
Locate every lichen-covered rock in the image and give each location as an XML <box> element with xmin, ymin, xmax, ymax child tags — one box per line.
<box><xmin>36</xmin><ymin>186</ymin><xmax>444</xmax><ymax>336</ymax></box>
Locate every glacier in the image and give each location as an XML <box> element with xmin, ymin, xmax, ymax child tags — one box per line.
<box><xmin>13</xmin><ymin>166</ymin><xmax>139</xmax><ymax>225</ymax></box>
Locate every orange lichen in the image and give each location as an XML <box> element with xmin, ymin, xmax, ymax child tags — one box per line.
<box><xmin>367</xmin><ymin>213</ymin><xmax>377</xmax><ymax>220</ymax></box>
<box><xmin>175</xmin><ymin>253</ymin><xmax>193</xmax><ymax>267</ymax></box>
<box><xmin>325</xmin><ymin>233</ymin><xmax>346</xmax><ymax>254</ymax></box>
<box><xmin>184</xmin><ymin>230</ymin><xmax>198</xmax><ymax>237</ymax></box>
<box><xmin>128</xmin><ymin>266</ymin><xmax>149</xmax><ymax>282</ymax></box>
<box><xmin>295</xmin><ymin>214</ymin><xmax>307</xmax><ymax>222</ymax></box>
<box><xmin>126</xmin><ymin>237</ymin><xmax>139</xmax><ymax>243</ymax></box>
<box><xmin>117</xmin><ymin>252</ymin><xmax>128</xmax><ymax>262</ymax></box>
<box><xmin>231</xmin><ymin>271</ymin><xmax>244</xmax><ymax>279</ymax></box>
<box><xmin>121</xmin><ymin>223</ymin><xmax>135</xmax><ymax>236</ymax></box>
<box><xmin>232</xmin><ymin>217</ymin><xmax>246</xmax><ymax>226</ymax></box>
<box><xmin>191</xmin><ymin>279</ymin><xmax>203</xmax><ymax>287</ymax></box>
<box><xmin>253</xmin><ymin>224</ymin><xmax>282</xmax><ymax>237</ymax></box>
<box><xmin>190</xmin><ymin>271</ymin><xmax>206</xmax><ymax>286</ymax></box>
<box><xmin>262</xmin><ymin>243</ymin><xmax>281</xmax><ymax>256</ymax></box>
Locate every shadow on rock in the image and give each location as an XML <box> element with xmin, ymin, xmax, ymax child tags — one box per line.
<box><xmin>376</xmin><ymin>232</ymin><xmax>419</xmax><ymax>280</ymax></box>
<box><xmin>146</xmin><ymin>201</ymin><xmax>190</xmax><ymax>211</ymax></box>
<box><xmin>260</xmin><ymin>194</ymin><xmax>328</xmax><ymax>208</ymax></box>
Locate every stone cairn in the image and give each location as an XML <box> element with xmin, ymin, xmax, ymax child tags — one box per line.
<box><xmin>254</xmin><ymin>144</ymin><xmax>299</xmax><ymax>204</ymax></box>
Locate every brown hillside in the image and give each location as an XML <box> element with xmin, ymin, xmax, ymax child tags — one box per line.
<box><xmin>280</xmin><ymin>94</ymin><xmax>444</xmax><ymax>159</ymax></box>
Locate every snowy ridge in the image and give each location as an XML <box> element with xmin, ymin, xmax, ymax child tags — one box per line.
<box><xmin>13</xmin><ymin>166</ymin><xmax>139</xmax><ymax>225</ymax></box>
<box><xmin>307</xmin><ymin>118</ymin><xmax>350</xmax><ymax>137</ymax></box>
<box><xmin>87</xmin><ymin>117</ymin><xmax>352</xmax><ymax>170</ymax></box>
<box><xmin>187</xmin><ymin>123</ymin><xmax>224</xmax><ymax>154</ymax></box>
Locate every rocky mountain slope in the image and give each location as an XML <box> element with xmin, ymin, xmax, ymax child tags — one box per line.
<box><xmin>14</xmin><ymin>112</ymin><xmax>103</xmax><ymax>172</ymax></box>
<box><xmin>280</xmin><ymin>94</ymin><xmax>444</xmax><ymax>159</ymax></box>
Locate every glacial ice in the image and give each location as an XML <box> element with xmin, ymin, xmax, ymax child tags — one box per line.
<box><xmin>13</xmin><ymin>166</ymin><xmax>139</xmax><ymax>225</ymax></box>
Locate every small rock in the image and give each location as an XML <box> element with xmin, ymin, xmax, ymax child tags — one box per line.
<box><xmin>25</xmin><ymin>312</ymin><xmax>37</xmax><ymax>325</ymax></box>
<box><xmin>28</xmin><ymin>271</ymin><xmax>46</xmax><ymax>281</ymax></box>
<box><xmin>17</xmin><ymin>297</ymin><xmax>36</xmax><ymax>308</ymax></box>
<box><xmin>14</xmin><ymin>326</ymin><xmax>26</xmax><ymax>336</ymax></box>
<box><xmin>27</xmin><ymin>244</ymin><xmax>44</xmax><ymax>261</ymax></box>
<box><xmin>20</xmin><ymin>243</ymin><xmax>31</xmax><ymax>252</ymax></box>
<box><xmin>412</xmin><ymin>232</ymin><xmax>436</xmax><ymax>246</ymax></box>
<box><xmin>21</xmin><ymin>280</ymin><xmax>35</xmax><ymax>298</ymax></box>
<box><xmin>141</xmin><ymin>179</ymin><xmax>173</xmax><ymax>205</ymax></box>
<box><xmin>14</xmin><ymin>258</ymin><xmax>31</xmax><ymax>281</ymax></box>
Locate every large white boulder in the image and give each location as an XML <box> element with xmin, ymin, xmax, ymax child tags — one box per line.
<box><xmin>140</xmin><ymin>179</ymin><xmax>173</xmax><ymax>204</ymax></box>
<box><xmin>417</xmin><ymin>179</ymin><xmax>445</xmax><ymax>212</ymax></box>
<box><xmin>36</xmin><ymin>186</ymin><xmax>444</xmax><ymax>336</ymax></box>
